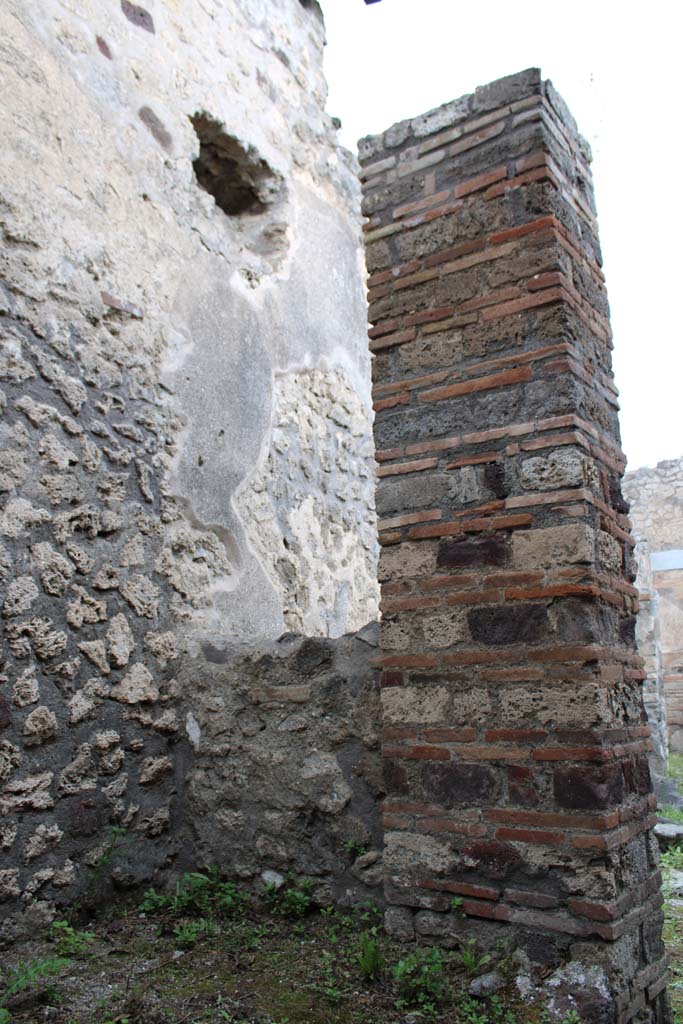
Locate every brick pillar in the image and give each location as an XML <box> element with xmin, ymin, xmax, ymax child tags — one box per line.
<box><xmin>360</xmin><ymin>70</ymin><xmax>669</xmax><ymax>1022</ymax></box>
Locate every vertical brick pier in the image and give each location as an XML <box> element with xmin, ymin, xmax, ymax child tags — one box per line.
<box><xmin>360</xmin><ymin>70</ymin><xmax>669</xmax><ymax>1022</ymax></box>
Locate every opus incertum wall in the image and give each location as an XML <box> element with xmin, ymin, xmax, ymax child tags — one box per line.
<box><xmin>360</xmin><ymin>70</ymin><xmax>669</xmax><ymax>1023</ymax></box>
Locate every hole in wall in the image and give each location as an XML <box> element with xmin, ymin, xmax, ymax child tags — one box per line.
<box><xmin>189</xmin><ymin>112</ymin><xmax>281</xmax><ymax>217</ymax></box>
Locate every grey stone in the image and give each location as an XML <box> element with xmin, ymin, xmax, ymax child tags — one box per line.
<box><xmin>468</xmin><ymin>971</ymin><xmax>505</xmax><ymax>997</ymax></box>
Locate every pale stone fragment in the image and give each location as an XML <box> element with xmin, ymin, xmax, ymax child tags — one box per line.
<box><xmin>106</xmin><ymin>613</ymin><xmax>135</xmax><ymax>668</ymax></box>
<box><xmin>144</xmin><ymin>630</ymin><xmax>178</xmax><ymax>665</ymax></box>
<box><xmin>32</xmin><ymin>541</ymin><xmax>74</xmax><ymax>594</ymax></box>
<box><xmin>66</xmin><ymin>585</ymin><xmax>107</xmax><ymax>628</ymax></box>
<box><xmin>78</xmin><ymin>639</ymin><xmax>110</xmax><ymax>675</ymax></box>
<box><xmin>3</xmin><ymin>575</ymin><xmax>39</xmax><ymax>617</ymax></box>
<box><xmin>22</xmin><ymin>705</ymin><xmax>58</xmax><ymax>746</ymax></box>
<box><xmin>110</xmin><ymin>663</ymin><xmax>159</xmax><ymax>703</ymax></box>
<box><xmin>0</xmin><ymin>772</ymin><xmax>54</xmax><ymax>813</ymax></box>
<box><xmin>0</xmin><ymin>868</ymin><xmax>21</xmax><ymax>901</ymax></box>
<box><xmin>58</xmin><ymin>744</ymin><xmax>96</xmax><ymax>794</ymax></box>
<box><xmin>24</xmin><ymin>823</ymin><xmax>63</xmax><ymax>862</ymax></box>
<box><xmin>12</xmin><ymin>666</ymin><xmax>39</xmax><ymax>707</ymax></box>
<box><xmin>0</xmin><ymin>498</ymin><xmax>51</xmax><ymax>538</ymax></box>
<box><xmin>121</xmin><ymin>574</ymin><xmax>159</xmax><ymax>618</ymax></box>
<box><xmin>0</xmin><ymin>740</ymin><xmax>21</xmax><ymax>782</ymax></box>
<box><xmin>139</xmin><ymin>756</ymin><xmax>173</xmax><ymax>785</ymax></box>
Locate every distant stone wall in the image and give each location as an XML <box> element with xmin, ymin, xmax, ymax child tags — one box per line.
<box><xmin>626</xmin><ymin>458</ymin><xmax>683</xmax><ymax>759</ymax></box>
<box><xmin>0</xmin><ymin>0</ymin><xmax>377</xmax><ymax>937</ymax></box>
<box><xmin>360</xmin><ymin>69</ymin><xmax>668</xmax><ymax>1022</ymax></box>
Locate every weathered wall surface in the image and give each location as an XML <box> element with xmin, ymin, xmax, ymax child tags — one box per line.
<box><xmin>626</xmin><ymin>459</ymin><xmax>683</xmax><ymax>759</ymax></box>
<box><xmin>183</xmin><ymin>626</ymin><xmax>382</xmax><ymax>903</ymax></box>
<box><xmin>360</xmin><ymin>70</ymin><xmax>669</xmax><ymax>1022</ymax></box>
<box><xmin>0</xmin><ymin>0</ymin><xmax>378</xmax><ymax>935</ymax></box>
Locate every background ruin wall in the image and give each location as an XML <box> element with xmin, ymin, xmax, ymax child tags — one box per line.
<box><xmin>0</xmin><ymin>0</ymin><xmax>381</xmax><ymax>938</ymax></box>
<box><xmin>625</xmin><ymin>459</ymin><xmax>683</xmax><ymax>764</ymax></box>
<box><xmin>359</xmin><ymin>69</ymin><xmax>668</xmax><ymax>1022</ymax></box>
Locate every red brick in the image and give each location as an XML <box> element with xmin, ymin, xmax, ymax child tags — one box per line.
<box><xmin>419</xmin><ymin>573</ymin><xmax>478</xmax><ymax>592</ymax></box>
<box><xmin>421</xmin><ymin>879</ymin><xmax>500</xmax><ymax>900</ymax></box>
<box><xmin>527</xmin><ymin>270</ymin><xmax>565</xmax><ymax>291</ymax></box>
<box><xmin>495</xmin><ymin>827</ymin><xmax>564</xmax><ymax>845</ymax></box>
<box><xmin>378</xmin><ymin>531</ymin><xmax>402</xmax><ymax>546</ymax></box>
<box><xmin>446</xmin><ymin>451</ymin><xmax>499</xmax><ymax>469</ymax></box>
<box><xmin>532</xmin><ymin>746</ymin><xmax>614</xmax><ymax>762</ymax></box>
<box><xmin>408</xmin><ymin>521</ymin><xmax>464</xmax><ymax>540</ymax></box>
<box><xmin>377</xmin><ymin>457</ymin><xmax>438</xmax><ymax>478</ymax></box>
<box><xmin>404</xmin><ymin>305</ymin><xmax>455</xmax><ymax>327</ymax></box>
<box><xmin>462</xmin><ymin>899</ymin><xmax>512</xmax><ymax>921</ymax></box>
<box><xmin>454</xmin><ymin>745</ymin><xmax>531</xmax><ymax>761</ymax></box>
<box><xmin>383</xmin><ymin>814</ymin><xmax>411</xmax><ymax>830</ymax></box>
<box><xmin>505</xmin><ymin>889</ymin><xmax>559</xmax><ymax>910</ymax></box>
<box><xmin>505</xmin><ymin>583</ymin><xmax>600</xmax><ymax>601</ymax></box>
<box><xmin>380</xmin><ymin>655</ymin><xmax>439</xmax><ymax>669</ymax></box>
<box><xmin>458</xmin><ymin>286</ymin><xmax>522</xmax><ymax>313</ymax></box>
<box><xmin>369</xmin><ymin>328</ymin><xmax>417</xmax><ymax>352</ymax></box>
<box><xmin>448</xmin><ymin>120</ymin><xmax>505</xmax><ymax>156</ymax></box>
<box><xmin>382</xmin><ymin>730</ymin><xmax>418</xmax><ymax>747</ymax></box>
<box><xmin>479</xmin><ymin>667</ymin><xmax>545</xmax><ymax>682</ymax></box>
<box><xmin>489</xmin><ymin>215</ymin><xmax>557</xmax><ymax>245</ymax></box>
<box><xmin>528</xmin><ymin>645</ymin><xmax>605</xmax><ymax>663</ymax></box>
<box><xmin>380</xmin><ymin>581</ymin><xmax>411</xmax><ymax>597</ymax></box>
<box><xmin>375</xmin><ymin>446</ymin><xmax>405</xmax><ymax>462</ymax></box>
<box><xmin>568</xmin><ymin>898</ymin><xmax>618</xmax><ymax>922</ymax></box>
<box><xmin>393</xmin><ymin>189</ymin><xmax>451</xmax><ymax>219</ymax></box>
<box><xmin>418</xmin><ymin>366</ymin><xmax>532</xmax><ymax>404</ymax></box>
<box><xmin>483</xmin><ymin>165</ymin><xmax>558</xmax><ymax>200</ymax></box>
<box><xmin>480</xmin><ymin>285</ymin><xmax>564</xmax><ymax>321</ymax></box>
<box><xmin>373</xmin><ymin>393</ymin><xmax>409</xmax><ymax>413</ymax></box>
<box><xmin>368</xmin><ymin>318</ymin><xmax>400</xmax><ymax>339</ymax></box>
<box><xmin>445</xmin><ymin>588</ymin><xmax>500</xmax><ymax>607</ymax></box>
<box><xmin>383</xmin><ymin>745</ymin><xmax>451</xmax><ymax>761</ymax></box>
<box><xmin>453</xmin><ymin>166</ymin><xmax>507</xmax><ymax>198</ymax></box>
<box><xmin>485</xmin><ymin>728</ymin><xmax>546</xmax><ymax>742</ymax></box>
<box><xmin>444</xmin><ymin>649</ymin><xmax>512</xmax><ymax>666</ymax></box>
<box><xmin>378</xmin><ymin>509</ymin><xmax>442</xmax><ymax>531</ymax></box>
<box><xmin>486</xmin><ymin>809</ymin><xmax>621</xmax><ymax>830</ymax></box>
<box><xmin>505</xmin><ymin>486</ymin><xmax>593</xmax><ymax>509</ymax></box>
<box><xmin>424</xmin><ymin>239</ymin><xmax>487</xmax><ymax>269</ymax></box>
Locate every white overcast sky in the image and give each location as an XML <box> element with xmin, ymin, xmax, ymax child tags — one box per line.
<box><xmin>319</xmin><ymin>0</ymin><xmax>682</xmax><ymax>473</ymax></box>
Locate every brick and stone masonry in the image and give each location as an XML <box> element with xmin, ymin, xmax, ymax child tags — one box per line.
<box><xmin>360</xmin><ymin>70</ymin><xmax>670</xmax><ymax>1022</ymax></box>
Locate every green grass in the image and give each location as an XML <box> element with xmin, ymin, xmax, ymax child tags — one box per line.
<box><xmin>669</xmin><ymin>754</ymin><xmax>683</xmax><ymax>789</ymax></box>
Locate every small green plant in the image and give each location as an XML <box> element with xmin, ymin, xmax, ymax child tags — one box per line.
<box><xmin>139</xmin><ymin>869</ymin><xmax>247</xmax><ymax>919</ymax></box>
<box><xmin>0</xmin><ymin>956</ymin><xmax>69</xmax><ymax>1020</ymax></box>
<box><xmin>662</xmin><ymin>845</ymin><xmax>683</xmax><ymax>871</ymax></box>
<box><xmin>660</xmin><ymin>804</ymin><xmax>683</xmax><ymax>825</ymax></box>
<box><xmin>173</xmin><ymin>918</ymin><xmax>220</xmax><ymax>949</ymax></box>
<box><xmin>458</xmin><ymin>993</ymin><xmax>517</xmax><ymax>1024</ymax></box>
<box><xmin>356</xmin><ymin>930</ymin><xmax>382</xmax><ymax>980</ymax></box>
<box><xmin>450</xmin><ymin>895</ymin><xmax>464</xmax><ymax>914</ymax></box>
<box><xmin>343</xmin><ymin>838</ymin><xmax>368</xmax><ymax>859</ymax></box>
<box><xmin>263</xmin><ymin>876</ymin><xmax>314</xmax><ymax>918</ymax></box>
<box><xmin>460</xmin><ymin>937</ymin><xmax>492</xmax><ymax>977</ymax></box>
<box><xmin>49</xmin><ymin>919</ymin><xmax>95</xmax><ymax>956</ymax></box>
<box><xmin>392</xmin><ymin>946</ymin><xmax>451</xmax><ymax>1010</ymax></box>
<box><xmin>560</xmin><ymin>1012</ymin><xmax>582</xmax><ymax>1024</ymax></box>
